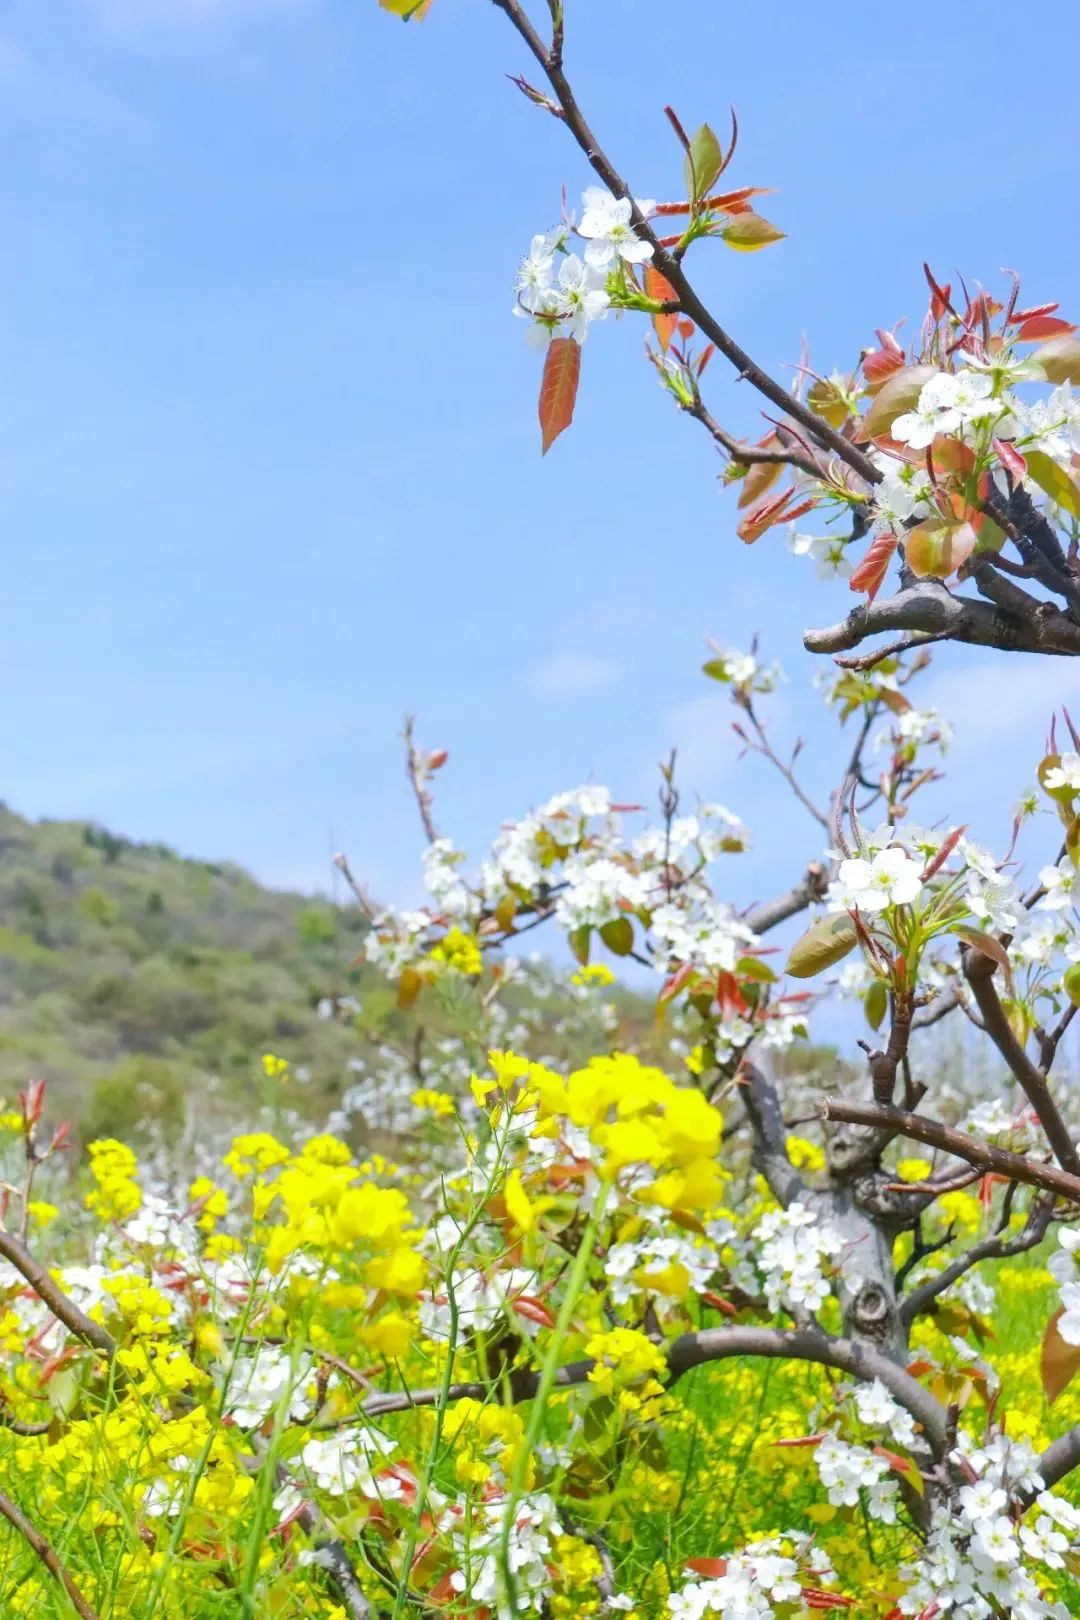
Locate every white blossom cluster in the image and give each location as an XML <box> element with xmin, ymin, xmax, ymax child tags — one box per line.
<box><xmin>813</xmin><ymin>1434</ymin><xmax>900</xmax><ymax>1520</ymax></box>
<box><xmin>604</xmin><ymin>1227</ymin><xmax>719</xmax><ymax>1306</ymax></box>
<box><xmin>442</xmin><ymin>1490</ymin><xmax>563</xmax><ymax>1618</ymax></box>
<box><xmin>225</xmin><ymin>1344</ymin><xmax>318</xmax><ymax>1429</ymax></box>
<box><xmin>514</xmin><ymin>187</ymin><xmax>654</xmax><ymax>348</ymax></box>
<box><xmin>896</xmin><ymin>1431</ymin><xmax>1080</xmax><ymax>1618</ymax></box>
<box><xmin>419</xmin><ymin>1265</ymin><xmax>540</xmax><ymax>1341</ymax></box>
<box><xmin>298</xmin><ymin>1426</ymin><xmax>400</xmax><ymax>1498</ymax></box>
<box><xmin>667</xmin><ymin>1534</ymin><xmax>836</xmax><ymax>1620</ymax></box>
<box><xmin>752</xmin><ymin>1203</ymin><xmax>843</xmax><ymax>1315</ymax></box>
<box><xmin>1049</xmin><ymin>1227</ymin><xmax>1080</xmax><ymax>1345</ymax></box>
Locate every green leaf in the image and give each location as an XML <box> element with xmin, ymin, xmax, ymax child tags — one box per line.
<box><xmin>736</xmin><ymin>955</ymin><xmax>778</xmax><ymax>985</ymax></box>
<box><xmin>807</xmin><ymin>376</ymin><xmax>849</xmax><ymax>429</ymax></box>
<box><xmin>1063</xmin><ymin>962</ymin><xmax>1080</xmax><ymax>1008</ymax></box>
<box><xmin>1024</xmin><ymin>450</ymin><xmax>1080</xmax><ymax>519</ymax></box>
<box><xmin>569</xmin><ymin>925</ymin><xmax>591</xmax><ymax>966</ymax></box>
<box><xmin>785</xmin><ymin>914</ymin><xmax>859</xmax><ymax>979</ymax></box>
<box><xmin>864</xmin><ymin>978</ymin><xmax>888</xmax><ymax>1032</ymax></box>
<box><xmin>861</xmin><ymin>365</ymin><xmax>938</xmax><ymax>440</ymax></box>
<box><xmin>719</xmin><ymin>213</ymin><xmax>786</xmax><ymax>252</ymax></box>
<box><xmin>904</xmin><ymin>520</ymin><xmax>978</xmax><ymax>580</ymax></box>
<box><xmin>379</xmin><ymin>0</ymin><xmax>435</xmax><ymax>15</ymax></box>
<box><xmin>684</xmin><ymin>123</ymin><xmax>724</xmax><ymax>203</ymax></box>
<box><xmin>600</xmin><ymin>916</ymin><xmax>634</xmax><ymax>957</ymax></box>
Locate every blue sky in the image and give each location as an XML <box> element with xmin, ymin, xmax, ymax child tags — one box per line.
<box><xmin>3</xmin><ymin>0</ymin><xmax>1080</xmax><ymax>924</ymax></box>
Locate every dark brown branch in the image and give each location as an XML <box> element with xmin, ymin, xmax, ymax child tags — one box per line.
<box><xmin>899</xmin><ymin>1195</ymin><xmax>1053</xmax><ymax>1325</ymax></box>
<box><xmin>682</xmin><ymin>395</ymin><xmax>825</xmax><ymax>482</ymax></box>
<box><xmin>962</xmin><ymin>948</ymin><xmax>1080</xmax><ymax>1177</ymax></box>
<box><xmin>805</xmin><ymin>578</ymin><xmax>1080</xmax><ymax>660</ymax></box>
<box><xmin>822</xmin><ymin>1099</ymin><xmax>1080</xmax><ymax>1203</ymax></box>
<box><xmin>358</xmin><ymin>1323</ymin><xmax>948</xmax><ymax>1453</ymax></box>
<box><xmin>0</xmin><ymin>1230</ymin><xmax>115</xmax><ymax>1358</ymax></box>
<box><xmin>489</xmin><ymin>0</ymin><xmax>880</xmax><ymax>487</ymax></box>
<box><xmin>0</xmin><ymin>1488</ymin><xmax>101</xmax><ymax>1620</ymax></box>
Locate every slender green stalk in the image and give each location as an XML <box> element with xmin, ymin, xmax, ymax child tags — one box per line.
<box><xmin>496</xmin><ymin>1182</ymin><xmax>609</xmax><ymax>1614</ymax></box>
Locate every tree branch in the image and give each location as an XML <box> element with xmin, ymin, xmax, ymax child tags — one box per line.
<box><xmin>359</xmin><ymin>1322</ymin><xmax>948</xmax><ymax>1454</ymax></box>
<box><xmin>0</xmin><ymin>1488</ymin><xmax>101</xmax><ymax>1620</ymax></box>
<box><xmin>962</xmin><ymin>948</ymin><xmax>1080</xmax><ymax>1177</ymax></box>
<box><xmin>742</xmin><ymin>861</ymin><xmax>828</xmax><ymax>936</ymax></box>
<box><xmin>805</xmin><ymin>578</ymin><xmax>1080</xmax><ymax>661</ymax></box>
<box><xmin>736</xmin><ymin>1058</ymin><xmax>806</xmax><ymax>1207</ymax></box>
<box><xmin>899</xmin><ymin>1195</ymin><xmax>1053</xmax><ymax>1325</ymax></box>
<box><xmin>489</xmin><ymin>0</ymin><xmax>879</xmax><ymax>487</ymax></box>
<box><xmin>0</xmin><ymin>1229</ymin><xmax>115</xmax><ymax>1358</ymax></box>
<box><xmin>822</xmin><ymin>1099</ymin><xmax>1080</xmax><ymax>1202</ymax></box>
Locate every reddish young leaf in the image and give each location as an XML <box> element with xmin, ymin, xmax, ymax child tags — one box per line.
<box><xmin>993</xmin><ymin>437</ymin><xmax>1028</xmax><ymax>481</ymax></box>
<box><xmin>923</xmin><ymin>262</ymin><xmax>954</xmax><ymax>321</ymax></box>
<box><xmin>539</xmin><ymin>337</ymin><xmax>581</xmax><ymax>455</ymax></box>
<box><xmin>736</xmin><ymin>441</ymin><xmax>784</xmax><ymax>509</ymax></box>
<box><xmin>685</xmin><ymin>1558</ymin><xmax>728</xmax><ymax>1578</ymax></box>
<box><xmin>513</xmin><ymin>1295</ymin><xmax>556</xmax><ymax>1329</ymax></box>
<box><xmin>904</xmin><ymin>519</ymin><xmax>978</xmax><ymax>581</ymax></box>
<box><xmin>1009</xmin><ymin>301</ymin><xmax>1060</xmax><ymax>324</ymax></box>
<box><xmin>801</xmin><ymin>1593</ymin><xmax>856</xmax><ymax>1611</ymax></box>
<box><xmin>1042</xmin><ymin>1308</ymin><xmax>1080</xmax><ymax>1405</ymax></box>
<box><xmin>736</xmin><ymin>487</ymin><xmax>813</xmax><ymax>543</ymax></box>
<box><xmin>1016</xmin><ymin>315</ymin><xmax>1076</xmax><ymax>342</ymax></box>
<box><xmin>645</xmin><ymin>265</ymin><xmax>679</xmax><ymax>353</ymax></box>
<box><xmin>849</xmin><ymin>529</ymin><xmax>899</xmax><ymax>601</ymax></box>
<box><xmin>862</xmin><ymin>339</ymin><xmax>906</xmax><ymax>392</ymax></box>
<box><xmin>658</xmin><ymin>960</ymin><xmax>696</xmax><ymax>1005</ymax></box>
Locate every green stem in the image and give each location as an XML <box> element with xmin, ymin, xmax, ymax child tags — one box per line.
<box><xmin>495</xmin><ymin>1183</ymin><xmax>609</xmax><ymax>1614</ymax></box>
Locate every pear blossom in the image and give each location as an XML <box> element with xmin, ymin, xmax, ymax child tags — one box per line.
<box><xmin>1043</xmin><ymin>751</ymin><xmax>1080</xmax><ymax>793</ymax></box>
<box><xmin>891</xmin><ymin>368</ymin><xmax>999</xmax><ymax>449</ymax></box>
<box><xmin>551</xmin><ymin>252</ymin><xmax>610</xmax><ymax>341</ymax></box>
<box><xmin>1037</xmin><ymin>860</ymin><xmax>1078</xmax><ymax>912</ymax></box>
<box><xmin>788</xmin><ymin>530</ymin><xmax>853</xmax><ymax>580</ymax></box>
<box><xmin>827</xmin><ymin>844</ymin><xmax>923</xmax><ymax>913</ymax></box>
<box><xmin>578</xmin><ymin>185</ymin><xmax>654</xmax><ymax>268</ymax></box>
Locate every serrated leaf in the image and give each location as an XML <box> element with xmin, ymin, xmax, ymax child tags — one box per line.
<box><xmin>861</xmin><ymin>365</ymin><xmax>938</xmax><ymax>440</ymax></box>
<box><xmin>600</xmin><ymin>915</ymin><xmax>634</xmax><ymax>957</ymax></box>
<box><xmin>785</xmin><ymin>914</ymin><xmax>859</xmax><ymax>979</ymax></box>
<box><xmin>644</xmin><ymin>266</ymin><xmax>678</xmax><ymax>353</ymax></box>
<box><xmin>684</xmin><ymin>123</ymin><xmax>724</xmax><ymax>203</ymax></box>
<box><xmin>1043</xmin><ymin>1308</ymin><xmax>1080</xmax><ymax>1405</ymax></box>
<box><xmin>1025</xmin><ymin>449</ymin><xmax>1080</xmax><ymax>519</ymax></box>
<box><xmin>1032</xmin><ymin>335</ymin><xmax>1080</xmax><ymax>384</ymax></box>
<box><xmin>720</xmin><ymin>213</ymin><xmax>786</xmax><ymax>252</ymax></box>
<box><xmin>539</xmin><ymin>336</ymin><xmax>581</xmax><ymax>455</ymax></box>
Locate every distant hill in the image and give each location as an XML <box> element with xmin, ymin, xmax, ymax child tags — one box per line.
<box><xmin>0</xmin><ymin>804</ymin><xmax>370</xmax><ymax>1140</ymax></box>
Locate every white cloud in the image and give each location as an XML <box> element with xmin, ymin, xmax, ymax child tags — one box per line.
<box><xmin>660</xmin><ymin>693</ymin><xmax>741</xmax><ymax>794</ymax></box>
<box><xmin>926</xmin><ymin>658</ymin><xmax>1080</xmax><ymax>758</ymax></box>
<box><xmin>529</xmin><ymin>653</ymin><xmax>622</xmax><ymax>698</ymax></box>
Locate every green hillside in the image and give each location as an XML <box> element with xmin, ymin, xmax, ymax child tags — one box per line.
<box><xmin>0</xmin><ymin>804</ymin><xmax>370</xmax><ymax>1139</ymax></box>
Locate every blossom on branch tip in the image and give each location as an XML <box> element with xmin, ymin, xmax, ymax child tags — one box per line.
<box><xmin>578</xmin><ymin>186</ymin><xmax>654</xmax><ymax>268</ymax></box>
<box><xmin>827</xmin><ymin>844</ymin><xmax>923</xmax><ymax>913</ymax></box>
